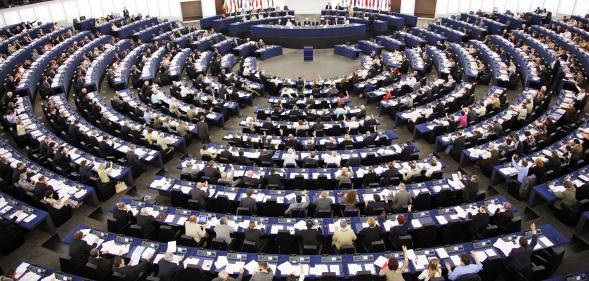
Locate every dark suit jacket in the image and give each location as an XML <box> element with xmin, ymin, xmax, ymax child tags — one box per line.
<box><xmin>264</xmin><ymin>174</ymin><xmax>283</xmax><ymax>187</ymax></box>
<box><xmin>468</xmin><ymin>212</ymin><xmax>490</xmax><ymax>233</ymax></box>
<box><xmin>390</xmin><ymin>223</ymin><xmax>409</xmax><ymax>247</ymax></box>
<box><xmin>88</xmin><ymin>256</ymin><xmax>114</xmax><ymax>278</ymax></box>
<box><xmin>244</xmin><ymin>228</ymin><xmax>265</xmax><ymax>245</ymax></box>
<box><xmin>157</xmin><ymin>259</ymin><xmax>181</xmax><ymax>281</ymax></box>
<box><xmin>114</xmin><ymin>209</ymin><xmax>134</xmax><ymax>225</ymax></box>
<box><xmin>190</xmin><ymin>188</ymin><xmax>208</xmax><ymax>210</ymax></box>
<box><xmin>508</xmin><ymin>234</ymin><xmax>538</xmax><ymax>274</ymax></box>
<box><xmin>136</xmin><ymin>214</ymin><xmax>157</xmax><ymax>234</ymax></box>
<box><xmin>492</xmin><ymin>210</ymin><xmax>514</xmax><ymax>229</ymax></box>
<box><xmin>359</xmin><ymin>226</ymin><xmax>382</xmax><ymax>247</ymax></box>
<box><xmin>297</xmin><ymin>228</ymin><xmax>321</xmax><ymax>246</ymax></box>
<box><xmin>114</xmin><ymin>260</ymin><xmax>149</xmax><ymax>281</ymax></box>
<box><xmin>201</xmin><ymin>166</ymin><xmax>221</xmax><ymax>180</ymax></box>
<box><xmin>239</xmin><ymin>197</ymin><xmax>257</xmax><ymax>213</ymax></box>
<box><xmin>69</xmin><ymin>239</ymin><xmax>94</xmax><ymax>268</ymax></box>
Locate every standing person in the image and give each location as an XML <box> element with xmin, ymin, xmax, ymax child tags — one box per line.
<box><xmin>197</xmin><ymin>116</ymin><xmax>210</xmax><ymax>144</ymax></box>
<box><xmin>506</xmin><ymin>223</ymin><xmax>538</xmax><ymax>278</ymax></box>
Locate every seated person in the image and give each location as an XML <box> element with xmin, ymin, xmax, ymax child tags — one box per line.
<box><xmin>445</xmin><ymin>252</ymin><xmax>483</xmax><ymax>280</ymax></box>
<box><xmin>285</xmin><ymin>191</ymin><xmax>310</xmax><ymax>216</ymax></box>
<box><xmin>297</xmin><ymin>219</ymin><xmax>322</xmax><ymax>247</ymax></box>
<box><xmin>358</xmin><ymin>217</ymin><xmax>382</xmax><ymax>249</ymax></box>
<box><xmin>244</xmin><ymin>220</ymin><xmax>265</xmax><ymax>249</ymax></box>
<box><xmin>332</xmin><ymin>219</ymin><xmax>356</xmax><ymax>250</ymax></box>
<box><xmin>365</xmin><ymin>194</ymin><xmax>388</xmax><ymax>214</ymax></box>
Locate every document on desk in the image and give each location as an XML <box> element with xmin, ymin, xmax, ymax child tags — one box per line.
<box><xmin>374</xmin><ymin>256</ymin><xmax>388</xmax><ymax>268</ymax></box>
<box><xmin>539</xmin><ymin>237</ymin><xmax>554</xmax><ymax>247</ymax></box>
<box><xmin>450</xmin><ymin>255</ymin><xmax>462</xmax><ymax>266</ymax></box>
<box><xmin>40</xmin><ymin>274</ymin><xmax>56</xmax><ymax>281</ymax></box>
<box><xmin>293</xmin><ymin>220</ymin><xmax>307</xmax><ymax>231</ymax></box>
<box><xmin>244</xmin><ymin>260</ymin><xmax>258</xmax><ymax>273</ymax></box>
<box><xmin>406</xmin><ymin>249</ymin><xmax>417</xmax><ymax>260</ymax></box>
<box><xmin>435</xmin><ymin>248</ymin><xmax>449</xmax><ymax>259</ymax></box>
<box><xmin>183</xmin><ymin>257</ymin><xmax>199</xmax><ymax>268</ymax></box>
<box><xmin>473</xmin><ymin>250</ymin><xmax>488</xmax><ymax>262</ymax></box>
<box><xmin>411</xmin><ymin>219</ymin><xmax>422</xmax><ymax>228</ymax></box>
<box><xmin>164</xmin><ymin>214</ymin><xmax>175</xmax><ymax>224</ymax></box>
<box><xmin>435</xmin><ymin>215</ymin><xmax>448</xmax><ymax>225</ymax></box>
<box><xmin>23</xmin><ymin>213</ymin><xmax>37</xmax><ymax>223</ymax></box>
<box><xmin>19</xmin><ymin>272</ymin><xmax>41</xmax><ymax>281</ymax></box>
<box><xmin>277</xmin><ymin>261</ymin><xmax>296</xmax><ymax>275</ymax></box>
<box><xmin>214</xmin><ymin>256</ymin><xmax>228</xmax><ymax>269</ymax></box>
<box><xmin>383</xmin><ymin>220</ymin><xmax>399</xmax><ymax>231</ymax></box>
<box><xmin>226</xmin><ymin>262</ymin><xmax>245</xmax><ymax>274</ymax></box>
<box><xmin>167</xmin><ymin>241</ymin><xmax>177</xmax><ymax>253</ymax></box>
<box><xmin>493</xmin><ymin>238</ymin><xmax>516</xmax><ymax>256</ymax></box>
<box><xmin>414</xmin><ymin>255</ymin><xmax>429</xmax><ymax>270</ymax></box>
<box><xmin>348</xmin><ymin>263</ymin><xmax>363</xmax><ymax>275</ymax></box>
<box><xmin>130</xmin><ymin>246</ymin><xmax>145</xmax><ymax>265</ymax></box>
<box><xmin>454</xmin><ymin>206</ymin><xmax>468</xmax><ymax>219</ymax></box>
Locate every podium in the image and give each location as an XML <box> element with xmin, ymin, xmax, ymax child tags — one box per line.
<box><xmin>304</xmin><ymin>46</ymin><xmax>313</xmax><ymax>61</ymax></box>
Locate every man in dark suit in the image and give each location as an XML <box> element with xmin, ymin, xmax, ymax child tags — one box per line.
<box><xmin>507</xmin><ymin>223</ymin><xmax>538</xmax><ymax>278</ymax></box>
<box><xmin>491</xmin><ymin>202</ymin><xmax>514</xmax><ymax>230</ymax></box>
<box><xmin>363</xmin><ymin>131</ymin><xmax>376</xmax><ymax>147</ymax></box>
<box><xmin>113</xmin><ymin>201</ymin><xmax>135</xmax><ymax>226</ymax></box>
<box><xmin>33</xmin><ymin>176</ymin><xmax>50</xmax><ymax>200</ymax></box>
<box><xmin>468</xmin><ymin>206</ymin><xmax>490</xmax><ymax>236</ymax></box>
<box><xmin>88</xmin><ymin>248</ymin><xmax>113</xmax><ymax>278</ymax></box>
<box><xmin>380</xmin><ymin>161</ymin><xmax>400</xmax><ymax>185</ymax></box>
<box><xmin>126</xmin><ymin>145</ymin><xmax>142</xmax><ymax>169</ymax></box>
<box><xmin>297</xmin><ymin>220</ymin><xmax>322</xmax><ymax>247</ymax></box>
<box><xmin>157</xmin><ymin>252</ymin><xmax>181</xmax><ymax>281</ymax></box>
<box><xmin>12</xmin><ymin>162</ymin><xmax>26</xmax><ymax>184</ymax></box>
<box><xmin>69</xmin><ymin>231</ymin><xmax>98</xmax><ymax>270</ymax></box>
<box><xmin>359</xmin><ymin>217</ymin><xmax>383</xmax><ymax>249</ymax></box>
<box><xmin>284</xmin><ymin>134</ymin><xmax>299</xmax><ymax>149</ymax></box>
<box><xmin>136</xmin><ymin>207</ymin><xmax>157</xmax><ymax>234</ymax></box>
<box><xmin>197</xmin><ymin>116</ymin><xmax>210</xmax><ymax>144</ymax></box>
<box><xmin>113</xmin><ymin>256</ymin><xmax>150</xmax><ymax>281</ymax></box>
<box><xmin>235</xmin><ymin>150</ymin><xmax>253</xmax><ymax>166</ymax></box>
<box><xmin>218</xmin><ymin>145</ymin><xmax>234</xmax><ymax>162</ymax></box>
<box><xmin>389</xmin><ymin>214</ymin><xmax>410</xmax><ymax>250</ymax></box>
<box><xmin>244</xmin><ymin>220</ymin><xmax>265</xmax><ymax>249</ymax></box>
<box><xmin>302</xmin><ymin>152</ymin><xmax>319</xmax><ymax>167</ymax></box>
<box><xmin>264</xmin><ymin>168</ymin><xmax>283</xmax><ymax>188</ymax></box>
<box><xmin>258</xmin><ymin>149</ymin><xmax>273</xmax><ymax>164</ymax></box>
<box><xmin>98</xmin><ymin>136</ymin><xmax>114</xmax><ymax>156</ymax></box>
<box><xmin>239</xmin><ymin>189</ymin><xmax>257</xmax><ymax>214</ymax></box>
<box><xmin>545</xmin><ymin>151</ymin><xmax>562</xmax><ymax>171</ymax></box>
<box><xmin>190</xmin><ymin>182</ymin><xmax>209</xmax><ymax>210</ymax></box>
<box><xmin>366</xmin><ymin>192</ymin><xmax>388</xmax><ymax>213</ymax></box>
<box><xmin>79</xmin><ymin>160</ymin><xmax>94</xmax><ymax>183</ymax></box>
<box><xmin>201</xmin><ymin>161</ymin><xmax>221</xmax><ymax>182</ymax></box>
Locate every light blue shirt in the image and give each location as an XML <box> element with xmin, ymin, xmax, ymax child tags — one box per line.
<box><xmin>143</xmin><ymin>112</ymin><xmax>152</xmax><ymax>124</ymax></box>
<box><xmin>512</xmin><ymin>159</ymin><xmax>529</xmax><ymax>183</ymax></box>
<box><xmin>448</xmin><ymin>261</ymin><xmax>483</xmax><ymax>280</ymax></box>
<box><xmin>151</xmin><ymin>93</ymin><xmax>161</xmax><ymax>105</ymax></box>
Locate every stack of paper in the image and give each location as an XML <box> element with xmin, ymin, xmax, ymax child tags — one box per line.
<box><xmin>493</xmin><ymin>238</ymin><xmax>516</xmax><ymax>256</ymax></box>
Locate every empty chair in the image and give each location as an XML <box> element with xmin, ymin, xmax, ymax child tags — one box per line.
<box><xmin>413</xmin><ymin>224</ymin><xmax>437</xmax><ymax>248</ymax></box>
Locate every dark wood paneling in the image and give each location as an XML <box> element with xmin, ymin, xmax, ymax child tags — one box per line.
<box><xmin>216</xmin><ymin>0</ymin><xmax>224</xmax><ymax>15</ymax></box>
<box><xmin>181</xmin><ymin>0</ymin><xmax>203</xmax><ymax>21</ymax></box>
<box><xmin>414</xmin><ymin>0</ymin><xmax>436</xmax><ymax>18</ymax></box>
<box><xmin>390</xmin><ymin>0</ymin><xmax>401</xmax><ymax>12</ymax></box>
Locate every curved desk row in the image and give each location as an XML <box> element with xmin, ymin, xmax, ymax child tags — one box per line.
<box><xmin>250</xmin><ymin>24</ymin><xmax>367</xmax><ymax>48</ymax></box>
